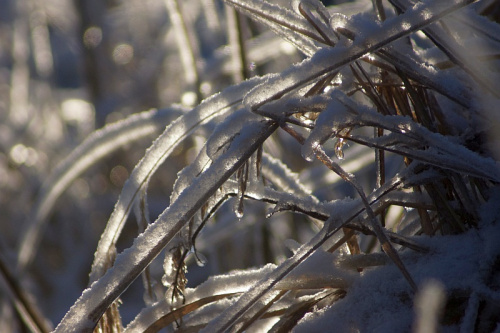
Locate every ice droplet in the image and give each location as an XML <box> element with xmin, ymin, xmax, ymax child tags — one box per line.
<box><xmin>335</xmin><ymin>138</ymin><xmax>345</xmax><ymax>160</ymax></box>
<box><xmin>301</xmin><ymin>140</ymin><xmax>319</xmax><ymax>162</ymax></box>
<box><xmin>329</xmin><ymin>12</ymin><xmax>348</xmax><ymax>30</ymax></box>
<box><xmin>234</xmin><ymin>198</ymin><xmax>244</xmax><ymax>219</ymax></box>
<box><xmin>191</xmin><ymin>246</ymin><xmax>207</xmax><ymax>267</ymax></box>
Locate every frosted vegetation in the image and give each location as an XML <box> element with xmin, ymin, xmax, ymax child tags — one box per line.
<box><xmin>2</xmin><ymin>0</ymin><xmax>500</xmax><ymax>332</ymax></box>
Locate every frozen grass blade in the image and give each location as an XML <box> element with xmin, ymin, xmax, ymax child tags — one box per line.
<box><xmin>389</xmin><ymin>0</ymin><xmax>499</xmax><ymax>97</ymax></box>
<box><xmin>268</xmin><ymin>290</ymin><xmax>345</xmax><ymax>333</ymax></box>
<box><xmin>375</xmin><ymin>46</ymin><xmax>473</xmax><ymax>109</ymax></box>
<box><xmin>89</xmin><ymin>77</ymin><xmax>266</xmax><ymax>282</ymax></box>
<box><xmin>8</xmin><ymin>0</ymin><xmax>500</xmax><ymax>331</ymax></box>
<box><xmin>200</xmin><ymin>209</ymin><xmax>355</xmax><ymax>332</ymax></box>
<box><xmin>311</xmin><ymin>144</ymin><xmax>417</xmax><ymax>292</ymax></box>
<box><xmin>261</xmin><ymin>153</ymin><xmax>314</xmax><ymax>198</ymax></box>
<box><xmin>284</xmin><ymin>121</ymin><xmax>418</xmax><ymax>291</ymax></box>
<box><xmin>332</xmin><ymin>93</ymin><xmax>500</xmax><ymax>182</ymax></box>
<box><xmin>54</xmin><ymin>115</ymin><xmax>277</xmax><ymax>332</ymax></box>
<box><xmin>124</xmin><ymin>293</ymin><xmax>240</xmax><ymax>333</ymax></box>
<box><xmin>242</xmin><ymin>0</ymin><xmax>477</xmax><ymax>111</ymax></box>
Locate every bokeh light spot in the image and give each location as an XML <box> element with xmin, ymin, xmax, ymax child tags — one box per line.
<box><xmin>83</xmin><ymin>26</ymin><xmax>102</xmax><ymax>48</ymax></box>
<box><xmin>112</xmin><ymin>43</ymin><xmax>134</xmax><ymax>65</ymax></box>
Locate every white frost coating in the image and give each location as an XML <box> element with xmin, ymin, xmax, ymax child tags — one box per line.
<box><xmin>302</xmin><ymin>98</ymin><xmax>353</xmax><ymax>162</ymax></box>
<box><xmin>177</xmin><ymin>289</ymin><xmax>298</xmax><ymax>332</ymax></box>
<box><xmin>333</xmin><ymin>93</ymin><xmax>500</xmax><ymax>182</ymax></box>
<box><xmin>378</xmin><ymin>43</ymin><xmax>473</xmax><ymax>109</ymax></box>
<box><xmin>242</xmin><ymin>0</ymin><xmax>475</xmax><ymax>111</ymax></box>
<box><xmin>295</xmin><ymin>0</ymin><xmax>338</xmax><ymax>45</ymax></box>
<box><xmin>190</xmin><ymin>177</ymin><xmax>328</xmax><ymax>226</ymax></box>
<box><xmin>170</xmin><ymin>144</ymin><xmax>211</xmax><ymax>203</ymax></box>
<box><xmin>264</xmin><ymin>189</ymin><xmax>326</xmax><ymax>219</ymax></box>
<box><xmin>391</xmin><ymin>0</ymin><xmax>499</xmax><ymax>98</ymax></box>
<box><xmin>161</xmin><ymin>245</ymin><xmax>179</xmax><ymax>289</ymax></box>
<box><xmin>188</xmin><ymin>264</ymin><xmax>275</xmax><ymax>301</ymax></box>
<box><xmin>226</xmin><ymin>0</ymin><xmax>315</xmax><ymax>38</ymax></box>
<box><xmin>17</xmin><ymin>107</ymin><xmax>183</xmax><ymax>271</ymax></box>
<box><xmin>54</xmin><ymin>114</ymin><xmax>277</xmax><ymax>332</ymax></box>
<box><xmin>220</xmin><ymin>179</ymin><xmax>330</xmax><ymax>221</ymax></box>
<box><xmin>200</xmin><ymin>214</ymin><xmax>347</xmax><ymax>332</ymax></box>
<box><xmin>200</xmin><ymin>165</ymin><xmax>446</xmax><ymax>331</ymax></box>
<box><xmin>125</xmin><ymin>297</ymin><xmax>239</xmax><ymax>333</ymax></box>
<box><xmin>89</xmin><ymin>76</ymin><xmax>267</xmax><ymax>283</ymax></box>
<box><xmin>261</xmin><ymin>152</ymin><xmax>314</xmax><ymax>197</ymax></box>
<box><xmin>206</xmin><ymin>109</ymin><xmax>258</xmax><ymax>160</ymax></box>
<box><xmin>450</xmin><ymin>6</ymin><xmax>500</xmax><ymax>44</ymax></box>
<box><xmin>180</xmin><ymin>298</ymin><xmax>239</xmax><ymax>330</ymax></box>
<box><xmin>296</xmin><ymin>0</ymin><xmax>330</xmax><ymax>19</ymax></box>
<box><xmin>258</xmin><ymin>93</ymin><xmax>330</xmax><ymax>118</ymax></box>
<box><xmin>295</xmin><ymin>206</ymin><xmax>500</xmax><ymax>332</ymax></box>
<box><xmin>276</xmin><ymin>248</ymin><xmax>357</xmax><ymax>290</ymax></box>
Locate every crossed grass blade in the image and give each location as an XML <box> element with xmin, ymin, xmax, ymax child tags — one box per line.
<box><xmin>200</xmin><ymin>0</ymin><xmax>490</xmax><ymax>331</ymax></box>
<box><xmin>45</xmin><ymin>0</ymin><xmax>500</xmax><ymax>331</ymax></box>
<box><xmin>54</xmin><ymin>116</ymin><xmax>277</xmax><ymax>332</ymax></box>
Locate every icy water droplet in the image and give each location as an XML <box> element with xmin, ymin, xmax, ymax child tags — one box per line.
<box><xmin>235</xmin><ymin>207</ymin><xmax>244</xmax><ymax>219</ymax></box>
<box><xmin>234</xmin><ymin>199</ymin><xmax>244</xmax><ymax>219</ymax></box>
<box><xmin>193</xmin><ymin>250</ymin><xmax>207</xmax><ymax>267</ymax></box>
<box><xmin>329</xmin><ymin>12</ymin><xmax>348</xmax><ymax>30</ymax></box>
<box><xmin>335</xmin><ymin>138</ymin><xmax>345</xmax><ymax>160</ymax></box>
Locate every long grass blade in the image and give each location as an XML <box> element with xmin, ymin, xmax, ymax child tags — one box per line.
<box><xmin>89</xmin><ymin>77</ymin><xmax>266</xmax><ymax>282</ymax></box>
<box><xmin>389</xmin><ymin>0</ymin><xmax>498</xmax><ymax>97</ymax></box>
<box><xmin>242</xmin><ymin>0</ymin><xmax>476</xmax><ymax>111</ymax></box>
<box><xmin>54</xmin><ymin>114</ymin><xmax>277</xmax><ymax>332</ymax></box>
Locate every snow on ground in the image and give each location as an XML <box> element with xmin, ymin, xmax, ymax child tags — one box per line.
<box><xmin>294</xmin><ymin>188</ymin><xmax>500</xmax><ymax>332</ymax></box>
